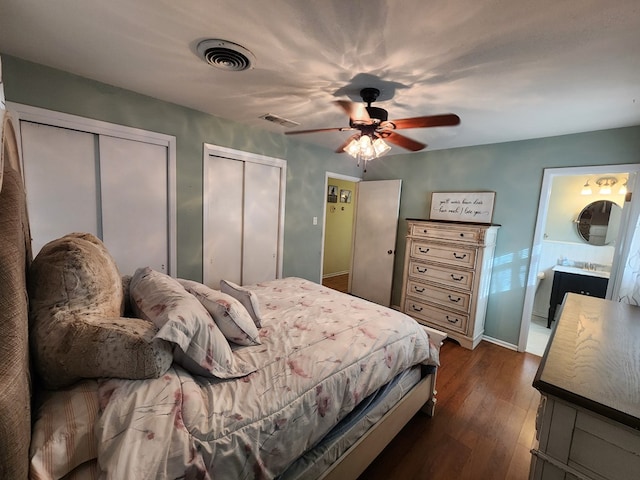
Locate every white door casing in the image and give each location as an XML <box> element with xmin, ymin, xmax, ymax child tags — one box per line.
<box><xmin>350</xmin><ymin>179</ymin><xmax>402</xmax><ymax>307</ymax></box>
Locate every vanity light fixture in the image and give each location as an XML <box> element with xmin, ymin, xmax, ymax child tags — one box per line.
<box><xmin>595</xmin><ymin>176</ymin><xmax>617</xmax><ymax>195</ymax></box>
<box><xmin>619</xmin><ymin>178</ymin><xmax>628</xmax><ymax>196</ymax></box>
<box><xmin>580</xmin><ymin>180</ymin><xmax>592</xmax><ymax>195</ymax></box>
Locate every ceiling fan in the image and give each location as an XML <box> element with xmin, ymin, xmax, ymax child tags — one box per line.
<box><xmin>285</xmin><ymin>87</ymin><xmax>460</xmax><ymax>157</ymax></box>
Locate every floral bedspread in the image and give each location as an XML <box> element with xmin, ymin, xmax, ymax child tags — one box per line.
<box><xmin>96</xmin><ymin>278</ymin><xmax>438</xmax><ymax>480</ymax></box>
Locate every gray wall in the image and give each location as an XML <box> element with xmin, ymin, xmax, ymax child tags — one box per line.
<box><xmin>4</xmin><ymin>54</ymin><xmax>640</xmax><ymax>346</ymax></box>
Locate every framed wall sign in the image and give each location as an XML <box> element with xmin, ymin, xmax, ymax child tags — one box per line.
<box><xmin>430</xmin><ymin>191</ymin><xmax>496</xmax><ymax>223</ymax></box>
<box><xmin>340</xmin><ymin>189</ymin><xmax>351</xmax><ymax>203</ymax></box>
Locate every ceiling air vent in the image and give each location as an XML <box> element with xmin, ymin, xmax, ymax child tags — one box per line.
<box><xmin>196</xmin><ymin>39</ymin><xmax>255</xmax><ymax>72</ymax></box>
<box><xmin>260</xmin><ymin>113</ymin><xmax>300</xmax><ymax>128</ymax></box>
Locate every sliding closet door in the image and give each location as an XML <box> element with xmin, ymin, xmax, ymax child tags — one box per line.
<box><xmin>99</xmin><ymin>136</ymin><xmax>169</xmax><ymax>275</ymax></box>
<box><xmin>243</xmin><ymin>161</ymin><xmax>281</xmax><ymax>285</ymax></box>
<box><xmin>203</xmin><ymin>155</ymin><xmax>244</xmax><ymax>286</ymax></box>
<box><xmin>14</xmin><ymin>103</ymin><xmax>177</xmax><ymax>275</ymax></box>
<box><xmin>20</xmin><ymin>122</ymin><xmax>99</xmax><ymax>255</ymax></box>
<box><xmin>203</xmin><ymin>145</ymin><xmax>286</xmax><ymax>288</ymax></box>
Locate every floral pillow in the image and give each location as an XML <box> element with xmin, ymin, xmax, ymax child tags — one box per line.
<box><xmin>130</xmin><ymin>267</ymin><xmax>255</xmax><ymax>378</ymax></box>
<box><xmin>220</xmin><ymin>279</ymin><xmax>263</xmax><ymax>328</ymax></box>
<box><xmin>179</xmin><ymin>279</ymin><xmax>261</xmax><ymax>346</ymax></box>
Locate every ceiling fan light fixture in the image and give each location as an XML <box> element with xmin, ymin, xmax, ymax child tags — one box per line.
<box><xmin>358</xmin><ymin>134</ymin><xmax>376</xmax><ymax>161</ymax></box>
<box><xmin>344</xmin><ymin>138</ymin><xmax>361</xmax><ymax>158</ymax></box>
<box><xmin>373</xmin><ymin>137</ymin><xmax>391</xmax><ymax>157</ymax></box>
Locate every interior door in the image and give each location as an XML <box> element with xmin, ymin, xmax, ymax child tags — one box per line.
<box><xmin>99</xmin><ymin>136</ymin><xmax>169</xmax><ymax>275</ymax></box>
<box><xmin>203</xmin><ymin>155</ymin><xmax>244</xmax><ymax>287</ymax></box>
<box><xmin>243</xmin><ymin>161</ymin><xmax>281</xmax><ymax>285</ymax></box>
<box><xmin>20</xmin><ymin>121</ymin><xmax>99</xmax><ymax>255</ymax></box>
<box><xmin>350</xmin><ymin>179</ymin><xmax>402</xmax><ymax>306</ymax></box>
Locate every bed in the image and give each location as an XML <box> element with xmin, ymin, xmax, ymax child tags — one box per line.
<box><xmin>0</xmin><ymin>107</ymin><xmax>445</xmax><ymax>480</ymax></box>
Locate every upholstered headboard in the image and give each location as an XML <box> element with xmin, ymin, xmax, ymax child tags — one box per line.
<box><xmin>0</xmin><ymin>110</ymin><xmax>33</xmax><ymax>479</ymax></box>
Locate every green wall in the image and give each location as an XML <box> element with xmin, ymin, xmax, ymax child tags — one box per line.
<box><xmin>364</xmin><ymin>128</ymin><xmax>640</xmax><ymax>345</ymax></box>
<box><xmin>4</xmin><ymin>54</ymin><xmax>640</xmax><ymax>347</ymax></box>
<box><xmin>1</xmin><ymin>54</ymin><xmax>361</xmax><ymax>284</ymax></box>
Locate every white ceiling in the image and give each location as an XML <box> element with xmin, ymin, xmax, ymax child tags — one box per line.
<box><xmin>1</xmin><ymin>0</ymin><xmax>639</xmax><ymax>154</ymax></box>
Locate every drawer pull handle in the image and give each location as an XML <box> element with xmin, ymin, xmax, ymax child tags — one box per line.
<box><xmin>453</xmin><ymin>252</ymin><xmax>467</xmax><ymax>260</ymax></box>
<box><xmin>423</xmin><ymin>229</ymin><xmax>428</xmax><ymax>233</ymax></box>
<box><xmin>448</xmin><ymin>295</ymin><xmax>461</xmax><ymax>303</ymax></box>
<box><xmin>413</xmin><ymin>286</ymin><xmax>426</xmax><ymax>293</ymax></box>
<box><xmin>411</xmin><ymin>305</ymin><xmax>423</xmax><ymax>312</ymax></box>
<box><xmin>446</xmin><ymin>315</ymin><xmax>459</xmax><ymax>324</ymax></box>
<box><xmin>451</xmin><ymin>274</ymin><xmax>464</xmax><ymax>281</ymax></box>
<box><xmin>416</xmin><ymin>266</ymin><xmax>428</xmax><ymax>274</ymax></box>
<box><xmin>459</xmin><ymin>233</ymin><xmax>464</xmax><ymax>237</ymax></box>
<box><xmin>418</xmin><ymin>247</ymin><xmax>430</xmax><ymax>254</ymax></box>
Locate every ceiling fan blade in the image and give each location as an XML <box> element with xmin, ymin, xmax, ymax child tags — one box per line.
<box><xmin>285</xmin><ymin>127</ymin><xmax>347</xmax><ymax>135</ymax></box>
<box><xmin>390</xmin><ymin>114</ymin><xmax>460</xmax><ymax>130</ymax></box>
<box><xmin>335</xmin><ymin>133</ymin><xmax>360</xmax><ymax>154</ymax></box>
<box><xmin>384</xmin><ymin>132</ymin><xmax>427</xmax><ymax>151</ymax></box>
<box><xmin>334</xmin><ymin>100</ymin><xmax>371</xmax><ymax>124</ymax></box>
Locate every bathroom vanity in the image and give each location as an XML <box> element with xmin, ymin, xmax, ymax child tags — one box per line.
<box><xmin>547</xmin><ymin>265</ymin><xmax>609</xmax><ymax>328</ymax></box>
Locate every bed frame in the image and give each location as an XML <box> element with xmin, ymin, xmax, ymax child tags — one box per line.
<box><xmin>0</xmin><ymin>107</ymin><xmax>445</xmax><ymax>479</ymax></box>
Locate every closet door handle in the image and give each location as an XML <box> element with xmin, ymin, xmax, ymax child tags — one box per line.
<box><xmin>418</xmin><ymin>247</ymin><xmax>430</xmax><ymax>254</ymax></box>
<box><xmin>446</xmin><ymin>315</ymin><xmax>459</xmax><ymax>324</ymax></box>
<box><xmin>411</xmin><ymin>304</ymin><xmax>423</xmax><ymax>313</ymax></box>
<box><xmin>453</xmin><ymin>252</ymin><xmax>467</xmax><ymax>260</ymax></box>
<box><xmin>416</xmin><ymin>266</ymin><xmax>428</xmax><ymax>274</ymax></box>
<box><xmin>448</xmin><ymin>295</ymin><xmax>461</xmax><ymax>303</ymax></box>
<box><xmin>451</xmin><ymin>274</ymin><xmax>464</xmax><ymax>281</ymax></box>
<box><xmin>413</xmin><ymin>286</ymin><xmax>425</xmax><ymax>293</ymax></box>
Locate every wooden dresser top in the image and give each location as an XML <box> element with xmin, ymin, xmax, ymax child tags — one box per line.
<box><xmin>533</xmin><ymin>293</ymin><xmax>640</xmax><ymax>430</ymax></box>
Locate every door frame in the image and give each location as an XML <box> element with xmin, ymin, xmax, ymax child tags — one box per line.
<box><xmin>518</xmin><ymin>163</ymin><xmax>640</xmax><ymax>352</ymax></box>
<box><xmin>320</xmin><ymin>172</ymin><xmax>361</xmax><ymax>283</ymax></box>
<box><xmin>202</xmin><ymin>143</ymin><xmax>287</xmax><ymax>285</ymax></box>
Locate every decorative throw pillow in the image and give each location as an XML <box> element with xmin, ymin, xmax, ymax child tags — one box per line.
<box><xmin>179</xmin><ymin>279</ymin><xmax>261</xmax><ymax>346</ymax></box>
<box><xmin>28</xmin><ymin>233</ymin><xmax>174</xmax><ymax>389</ymax></box>
<box><xmin>220</xmin><ymin>279</ymin><xmax>263</xmax><ymax>328</ymax></box>
<box><xmin>30</xmin><ymin>380</ymin><xmax>99</xmax><ymax>479</ymax></box>
<box><xmin>130</xmin><ymin>268</ymin><xmax>255</xmax><ymax>378</ymax></box>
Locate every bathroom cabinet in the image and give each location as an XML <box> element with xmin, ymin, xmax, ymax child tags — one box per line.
<box><xmin>547</xmin><ymin>266</ymin><xmax>608</xmax><ymax>328</ymax></box>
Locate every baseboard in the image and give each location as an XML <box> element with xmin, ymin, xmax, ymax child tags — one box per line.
<box><xmin>322</xmin><ymin>271</ymin><xmax>349</xmax><ymax>279</ymax></box>
<box><xmin>482</xmin><ymin>335</ymin><xmax>518</xmax><ymax>351</ymax></box>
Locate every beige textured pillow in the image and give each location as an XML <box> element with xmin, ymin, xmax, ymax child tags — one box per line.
<box><xmin>220</xmin><ymin>279</ymin><xmax>263</xmax><ymax>328</ymax></box>
<box><xmin>28</xmin><ymin>233</ymin><xmax>173</xmax><ymax>389</ymax></box>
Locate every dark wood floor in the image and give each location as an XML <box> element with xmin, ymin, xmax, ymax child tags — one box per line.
<box><xmin>358</xmin><ymin>340</ymin><xmax>541</xmax><ymax>480</ymax></box>
<box><xmin>322</xmin><ymin>273</ymin><xmax>349</xmax><ymax>293</ymax></box>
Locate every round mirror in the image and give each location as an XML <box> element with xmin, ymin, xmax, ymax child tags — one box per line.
<box><xmin>576</xmin><ymin>200</ymin><xmax>622</xmax><ymax>246</ymax></box>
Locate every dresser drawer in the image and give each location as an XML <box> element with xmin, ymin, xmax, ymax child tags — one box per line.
<box><xmin>407</xmin><ymin>279</ymin><xmax>471</xmax><ymax>313</ymax></box>
<box><xmin>410</xmin><ymin>241</ymin><xmax>477</xmax><ymax>268</ymax></box>
<box><xmin>410</xmin><ymin>223</ymin><xmax>483</xmax><ymax>244</ymax></box>
<box><xmin>409</xmin><ymin>260</ymin><xmax>474</xmax><ymax>291</ymax></box>
<box><xmin>404</xmin><ymin>299</ymin><xmax>468</xmax><ymax>334</ymax></box>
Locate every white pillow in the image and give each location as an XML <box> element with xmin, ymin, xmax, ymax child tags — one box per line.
<box><xmin>130</xmin><ymin>268</ymin><xmax>255</xmax><ymax>378</ymax></box>
<box><xmin>178</xmin><ymin>279</ymin><xmax>261</xmax><ymax>346</ymax></box>
<box><xmin>220</xmin><ymin>279</ymin><xmax>263</xmax><ymax>328</ymax></box>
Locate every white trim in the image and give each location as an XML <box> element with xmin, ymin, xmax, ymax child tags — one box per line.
<box><xmin>482</xmin><ymin>335</ymin><xmax>518</xmax><ymax>351</ymax></box>
<box><xmin>518</xmin><ymin>163</ymin><xmax>640</xmax><ymax>352</ymax></box>
<box><xmin>202</xmin><ymin>143</ymin><xmax>287</xmax><ymax>284</ymax></box>
<box><xmin>7</xmin><ymin>102</ymin><xmax>178</xmax><ymax>276</ymax></box>
<box><xmin>320</xmin><ymin>172</ymin><xmax>362</xmax><ymax>283</ymax></box>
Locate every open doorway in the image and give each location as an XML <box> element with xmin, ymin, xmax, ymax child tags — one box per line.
<box><xmin>519</xmin><ymin>164</ymin><xmax>639</xmax><ymax>354</ymax></box>
<box><xmin>321</xmin><ymin>173</ymin><xmax>360</xmax><ymax>292</ymax></box>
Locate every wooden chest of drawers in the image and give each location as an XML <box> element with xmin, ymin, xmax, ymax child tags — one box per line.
<box><xmin>400</xmin><ymin>220</ymin><xmax>499</xmax><ymax>349</ymax></box>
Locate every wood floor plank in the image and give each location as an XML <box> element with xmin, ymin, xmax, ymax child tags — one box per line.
<box><xmin>358</xmin><ymin>339</ymin><xmax>541</xmax><ymax>480</ymax></box>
